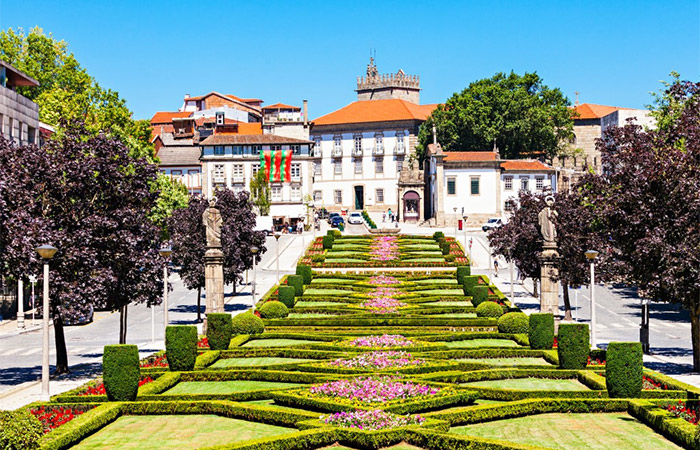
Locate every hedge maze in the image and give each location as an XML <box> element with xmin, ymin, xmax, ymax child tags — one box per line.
<box><xmin>10</xmin><ymin>235</ymin><xmax>700</xmax><ymax>450</ymax></box>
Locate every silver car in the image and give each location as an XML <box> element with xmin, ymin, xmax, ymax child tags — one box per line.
<box><xmin>348</xmin><ymin>212</ymin><xmax>364</xmax><ymax>224</ymax></box>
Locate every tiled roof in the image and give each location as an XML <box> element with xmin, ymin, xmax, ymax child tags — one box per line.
<box><xmin>501</xmin><ymin>160</ymin><xmax>554</xmax><ymax>172</ymax></box>
<box><xmin>151</xmin><ymin>111</ymin><xmax>191</xmax><ymax>124</ymax></box>
<box><xmin>443</xmin><ymin>151</ymin><xmax>498</xmax><ymax>162</ymax></box>
<box><xmin>312</xmin><ymin>99</ymin><xmax>438</xmax><ymax>126</ymax></box>
<box><xmin>200</xmin><ymin>134</ymin><xmax>312</xmax><ymax>146</ymax></box>
<box><xmin>263</xmin><ymin>103</ymin><xmax>300</xmax><ymax>110</ymax></box>
<box><xmin>572</xmin><ymin>103</ymin><xmax>632</xmax><ymax>120</ymax></box>
<box><xmin>156</xmin><ymin>147</ymin><xmax>201</xmax><ymax>166</ymax></box>
<box><xmin>185</xmin><ymin>92</ymin><xmax>262</xmax><ymax>108</ymax></box>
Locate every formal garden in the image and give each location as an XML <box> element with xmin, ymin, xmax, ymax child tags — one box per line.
<box><xmin>3</xmin><ymin>233</ymin><xmax>699</xmax><ymax>450</ymax></box>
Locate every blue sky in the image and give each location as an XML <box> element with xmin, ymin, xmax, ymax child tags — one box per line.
<box><xmin>0</xmin><ymin>1</ymin><xmax>697</xmax><ymax>120</ymax></box>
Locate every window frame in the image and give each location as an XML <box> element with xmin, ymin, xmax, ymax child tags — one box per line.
<box><xmin>470</xmin><ymin>176</ymin><xmax>480</xmax><ymax>196</ymax></box>
<box><xmin>447</xmin><ymin>177</ymin><xmax>456</xmax><ymax>196</ymax></box>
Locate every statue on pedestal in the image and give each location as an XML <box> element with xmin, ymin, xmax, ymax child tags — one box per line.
<box><xmin>538</xmin><ymin>195</ymin><xmax>560</xmax><ymax>316</ymax></box>
<box><xmin>202</xmin><ymin>198</ymin><xmax>225</xmax><ymax>320</ymax></box>
<box><xmin>203</xmin><ymin>199</ymin><xmax>222</xmax><ymax>248</ymax></box>
<box><xmin>538</xmin><ymin>195</ymin><xmax>558</xmax><ymax>244</ymax></box>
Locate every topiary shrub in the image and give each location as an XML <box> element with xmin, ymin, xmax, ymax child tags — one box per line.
<box><xmin>103</xmin><ymin>344</ymin><xmax>140</xmax><ymax>401</ymax></box>
<box><xmin>258</xmin><ymin>300</ymin><xmax>289</xmax><ymax>319</ymax></box>
<box><xmin>206</xmin><ymin>313</ymin><xmax>233</xmax><ymax>350</ymax></box>
<box><xmin>0</xmin><ymin>410</ymin><xmax>43</xmax><ymax>450</ymax></box>
<box><xmin>471</xmin><ymin>286</ymin><xmax>489</xmax><ymax>307</ymax></box>
<box><xmin>231</xmin><ymin>311</ymin><xmax>265</xmax><ymax>335</ymax></box>
<box><xmin>440</xmin><ymin>241</ymin><xmax>451</xmax><ymax>255</ymax></box>
<box><xmin>433</xmin><ymin>231</ymin><xmax>445</xmax><ymax>240</ymax></box>
<box><xmin>456</xmin><ymin>266</ymin><xmax>471</xmax><ymax>284</ymax></box>
<box><xmin>462</xmin><ymin>275</ymin><xmax>480</xmax><ymax>296</ymax></box>
<box><xmin>476</xmin><ymin>301</ymin><xmax>505</xmax><ymax>318</ymax></box>
<box><xmin>287</xmin><ymin>275</ymin><xmax>304</xmax><ymax>296</ymax></box>
<box><xmin>296</xmin><ymin>264</ymin><xmax>312</xmax><ymax>284</ymax></box>
<box><xmin>498</xmin><ymin>312</ymin><xmax>529</xmax><ymax>334</ymax></box>
<box><xmin>322</xmin><ymin>235</ymin><xmax>334</xmax><ymax>249</ymax></box>
<box><xmin>606</xmin><ymin>342</ymin><xmax>643</xmax><ymax>398</ymax></box>
<box><xmin>529</xmin><ymin>313</ymin><xmax>555</xmax><ymax>350</ymax></box>
<box><xmin>557</xmin><ymin>323</ymin><xmax>590</xmax><ymax>369</ymax></box>
<box><xmin>327</xmin><ymin>229</ymin><xmax>341</xmax><ymax>237</ymax></box>
<box><xmin>165</xmin><ymin>325</ymin><xmax>197</xmax><ymax>371</ymax></box>
<box><xmin>278</xmin><ymin>285</ymin><xmax>296</xmax><ymax>308</ymax></box>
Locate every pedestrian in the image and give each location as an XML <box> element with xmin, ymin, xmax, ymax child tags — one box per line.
<box><xmin>382</xmin><ymin>211</ymin><xmax>386</xmax><ymax>223</ymax></box>
<box><xmin>494</xmin><ymin>260</ymin><xmax>499</xmax><ymax>277</ymax></box>
<box><xmin>388</xmin><ymin>208</ymin><xmax>393</xmax><ymax>222</ymax></box>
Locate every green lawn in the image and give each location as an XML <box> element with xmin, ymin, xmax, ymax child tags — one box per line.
<box><xmin>244</xmin><ymin>399</ymin><xmax>318</xmax><ymax>414</ymax></box>
<box><xmin>304</xmin><ymin>288</ymin><xmax>354</xmax><ymax>296</ymax></box>
<box><xmin>72</xmin><ymin>415</ymin><xmax>296</xmax><ymax>450</ymax></box>
<box><xmin>425</xmin><ymin>313</ymin><xmax>476</xmax><ymax>318</ymax></box>
<box><xmin>320</xmin><ymin>258</ymin><xmax>366</xmax><ymax>263</ymax></box>
<box><xmin>288</xmin><ymin>313</ymin><xmax>341</xmax><ymax>318</ymax></box>
<box><xmin>295</xmin><ymin>301</ymin><xmax>347</xmax><ymax>307</ymax></box>
<box><xmin>426</xmin><ymin>301</ymin><xmax>473</xmax><ymax>306</ymax></box>
<box><xmin>402</xmin><ymin>258</ymin><xmax>446</xmax><ymax>262</ymax></box>
<box><xmin>451</xmin><ymin>412</ymin><xmax>683</xmax><ymax>450</ymax></box>
<box><xmin>317</xmin><ymin>444</ymin><xmax>426</xmax><ymax>450</ymax></box>
<box><xmin>414</xmin><ymin>289</ymin><xmax>465</xmax><ymax>295</ymax></box>
<box><xmin>242</xmin><ymin>338</ymin><xmax>318</xmax><ymax>347</ymax></box>
<box><xmin>210</xmin><ymin>357</ymin><xmax>315</xmax><ymax>368</ymax></box>
<box><xmin>414</xmin><ymin>279</ymin><xmax>459</xmax><ymax>284</ymax></box>
<box><xmin>458</xmin><ymin>357</ymin><xmax>553</xmax><ymax>367</ymax></box>
<box><xmin>462</xmin><ymin>377</ymin><xmax>590</xmax><ymax>391</ymax></box>
<box><xmin>165</xmin><ymin>380</ymin><xmax>306</xmax><ymax>394</ymax></box>
<box><xmin>444</xmin><ymin>339</ymin><xmax>520</xmax><ymax>348</ymax></box>
<box><xmin>311</xmin><ymin>278</ymin><xmax>359</xmax><ymax>284</ymax></box>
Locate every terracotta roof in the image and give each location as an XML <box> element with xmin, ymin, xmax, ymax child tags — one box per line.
<box><xmin>200</xmin><ymin>134</ymin><xmax>312</xmax><ymax>146</ymax></box>
<box><xmin>500</xmin><ymin>160</ymin><xmax>554</xmax><ymax>172</ymax></box>
<box><xmin>263</xmin><ymin>103</ymin><xmax>300</xmax><ymax>110</ymax></box>
<box><xmin>184</xmin><ymin>92</ymin><xmax>262</xmax><ymax>108</ymax></box>
<box><xmin>312</xmin><ymin>99</ymin><xmax>438</xmax><ymax>126</ymax></box>
<box><xmin>572</xmin><ymin>103</ymin><xmax>632</xmax><ymax>120</ymax></box>
<box><xmin>150</xmin><ymin>111</ymin><xmax>191</xmax><ymax>124</ymax></box>
<box><xmin>443</xmin><ymin>151</ymin><xmax>498</xmax><ymax>162</ymax></box>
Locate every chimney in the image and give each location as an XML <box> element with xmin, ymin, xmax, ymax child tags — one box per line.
<box><xmin>184</xmin><ymin>93</ymin><xmax>190</xmax><ymax>99</ymax></box>
<box><xmin>303</xmin><ymin>99</ymin><xmax>308</xmax><ymax>126</ymax></box>
<box><xmin>493</xmin><ymin>138</ymin><xmax>500</xmax><ymax>159</ymax></box>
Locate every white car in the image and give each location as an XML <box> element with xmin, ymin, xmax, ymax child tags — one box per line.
<box><xmin>348</xmin><ymin>212</ymin><xmax>364</xmax><ymax>225</ymax></box>
<box><xmin>482</xmin><ymin>218</ymin><xmax>505</xmax><ymax>232</ymax></box>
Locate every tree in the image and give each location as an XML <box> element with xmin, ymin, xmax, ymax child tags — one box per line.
<box><xmin>583</xmin><ymin>79</ymin><xmax>700</xmax><ymax>369</ymax></box>
<box><xmin>149</xmin><ymin>175</ymin><xmax>189</xmax><ymax>240</ymax></box>
<box><xmin>416</xmin><ymin>72</ymin><xmax>573</xmax><ymax>162</ymax></box>
<box><xmin>250</xmin><ymin>169</ymin><xmax>271</xmax><ymax>216</ymax></box>
<box><xmin>0</xmin><ymin>123</ymin><xmax>164</xmax><ymax>373</ymax></box>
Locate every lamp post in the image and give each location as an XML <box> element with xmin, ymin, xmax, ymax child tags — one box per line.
<box><xmin>17</xmin><ymin>278</ymin><xmax>24</xmax><ymax>329</ymax></box>
<box><xmin>453</xmin><ymin>207</ymin><xmax>458</xmax><ymax>238</ymax></box>
<box><xmin>274</xmin><ymin>232</ymin><xmax>281</xmax><ymax>281</ymax></box>
<box><xmin>28</xmin><ymin>275</ymin><xmax>37</xmax><ymax>327</ymax></box>
<box><xmin>251</xmin><ymin>246</ymin><xmax>259</xmax><ymax>308</ymax></box>
<box><xmin>509</xmin><ymin>256</ymin><xmax>515</xmax><ymax>302</ymax></box>
<box><xmin>462</xmin><ymin>215</ymin><xmax>468</xmax><ymax>254</ymax></box>
<box><xmin>310</xmin><ymin>202</ymin><xmax>316</xmax><ymax>240</ymax></box>
<box><xmin>35</xmin><ymin>244</ymin><xmax>57</xmax><ymax>401</ymax></box>
<box><xmin>585</xmin><ymin>250</ymin><xmax>599</xmax><ymax>348</ymax></box>
<box><xmin>158</xmin><ymin>247</ymin><xmax>172</xmax><ymax>338</ymax></box>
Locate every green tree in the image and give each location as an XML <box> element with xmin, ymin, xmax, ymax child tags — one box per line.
<box><xmin>416</xmin><ymin>71</ymin><xmax>573</xmax><ymax>162</ymax></box>
<box><xmin>149</xmin><ymin>174</ymin><xmax>189</xmax><ymax>240</ymax></box>
<box><xmin>250</xmin><ymin>169</ymin><xmax>270</xmax><ymax>216</ymax></box>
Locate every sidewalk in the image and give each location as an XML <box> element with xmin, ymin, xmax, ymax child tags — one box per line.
<box><xmin>0</xmin><ymin>316</ymin><xmax>46</xmax><ymax>339</ymax></box>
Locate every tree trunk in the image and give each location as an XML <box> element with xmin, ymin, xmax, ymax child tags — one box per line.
<box><xmin>532</xmin><ymin>278</ymin><xmax>539</xmax><ymax>298</ymax></box>
<box><xmin>691</xmin><ymin>302</ymin><xmax>700</xmax><ymax>372</ymax></box>
<box><xmin>119</xmin><ymin>305</ymin><xmax>128</xmax><ymax>344</ymax></box>
<box><xmin>52</xmin><ymin>307</ymin><xmax>69</xmax><ymax>375</ymax></box>
<box><xmin>562</xmin><ymin>279</ymin><xmax>572</xmax><ymax>321</ymax></box>
<box><xmin>197</xmin><ymin>286</ymin><xmax>202</xmax><ymax>323</ymax></box>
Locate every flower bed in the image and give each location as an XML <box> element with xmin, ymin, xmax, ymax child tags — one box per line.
<box><xmin>360</xmin><ymin>297</ymin><xmax>408</xmax><ymax>314</ymax></box>
<box><xmin>197</xmin><ymin>337</ymin><xmax>209</xmax><ymax>349</ymax></box>
<box><xmin>29</xmin><ymin>405</ymin><xmax>96</xmax><ymax>433</ymax></box>
<box><xmin>370</xmin><ymin>236</ymin><xmax>399</xmax><ymax>261</ymax></box>
<box><xmin>663</xmin><ymin>400</ymin><xmax>699</xmax><ymax>425</ymax></box>
<box><xmin>321</xmin><ymin>409</ymin><xmax>426</xmax><ymax>430</ymax></box>
<box><xmin>367</xmin><ymin>275</ymin><xmax>401</xmax><ymax>285</ymax></box>
<box><xmin>342</xmin><ymin>335</ymin><xmax>415</xmax><ymax>348</ymax></box>
<box><xmin>141</xmin><ymin>354</ymin><xmax>168</xmax><ymax>368</ymax></box>
<box><xmin>643</xmin><ymin>375</ymin><xmax>669</xmax><ymax>391</ymax></box>
<box><xmin>327</xmin><ymin>351</ymin><xmax>425</xmax><ymax>370</ymax></box>
<box><xmin>78</xmin><ymin>376</ymin><xmax>155</xmax><ymax>396</ymax></box>
<box><xmin>309</xmin><ymin>376</ymin><xmax>441</xmax><ymax>403</ymax></box>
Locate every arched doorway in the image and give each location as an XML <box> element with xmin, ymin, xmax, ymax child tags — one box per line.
<box><xmin>403</xmin><ymin>191</ymin><xmax>420</xmax><ymax>222</ymax></box>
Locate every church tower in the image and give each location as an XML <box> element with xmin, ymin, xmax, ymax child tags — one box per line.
<box><xmin>356</xmin><ymin>57</ymin><xmax>421</xmax><ymax>103</ymax></box>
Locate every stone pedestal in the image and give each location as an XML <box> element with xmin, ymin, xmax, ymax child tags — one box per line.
<box><xmin>539</xmin><ymin>241</ymin><xmax>560</xmax><ymax>315</ymax></box>
<box><xmin>204</xmin><ymin>248</ymin><xmax>225</xmax><ymax>315</ymax></box>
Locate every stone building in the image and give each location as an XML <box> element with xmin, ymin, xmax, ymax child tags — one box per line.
<box><xmin>0</xmin><ymin>59</ymin><xmax>40</xmax><ymax>146</ymax></box>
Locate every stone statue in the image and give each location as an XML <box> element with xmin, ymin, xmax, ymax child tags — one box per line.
<box><xmin>538</xmin><ymin>196</ymin><xmax>558</xmax><ymax>243</ymax></box>
<box><xmin>202</xmin><ymin>199</ymin><xmax>222</xmax><ymax>248</ymax></box>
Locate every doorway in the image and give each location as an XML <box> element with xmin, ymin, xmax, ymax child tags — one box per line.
<box><xmin>354</xmin><ymin>185</ymin><xmax>364</xmax><ymax>210</ymax></box>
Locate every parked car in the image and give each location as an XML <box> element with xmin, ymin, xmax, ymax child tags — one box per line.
<box><xmin>316</xmin><ymin>208</ymin><xmax>329</xmax><ymax>220</ymax></box>
<box><xmin>330</xmin><ymin>215</ymin><xmax>345</xmax><ymax>228</ymax></box>
<box><xmin>63</xmin><ymin>304</ymin><xmax>94</xmax><ymax>326</ymax></box>
<box><xmin>482</xmin><ymin>218</ymin><xmax>505</xmax><ymax>232</ymax></box>
<box><xmin>348</xmin><ymin>212</ymin><xmax>363</xmax><ymax>225</ymax></box>
<box><xmin>254</xmin><ymin>215</ymin><xmax>274</xmax><ymax>236</ymax></box>
<box><xmin>328</xmin><ymin>212</ymin><xmax>341</xmax><ymax>224</ymax></box>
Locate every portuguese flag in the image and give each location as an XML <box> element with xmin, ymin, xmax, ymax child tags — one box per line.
<box><xmin>260</xmin><ymin>150</ymin><xmax>292</xmax><ymax>182</ymax></box>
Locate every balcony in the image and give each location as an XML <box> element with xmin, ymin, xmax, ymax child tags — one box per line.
<box><xmin>213</xmin><ymin>176</ymin><xmax>226</xmax><ymax>184</ymax></box>
<box><xmin>352</xmin><ymin>147</ymin><xmax>363</xmax><ymax>157</ymax></box>
<box><xmin>332</xmin><ymin>147</ymin><xmax>343</xmax><ymax>158</ymax></box>
<box><xmin>394</xmin><ymin>145</ymin><xmax>406</xmax><ymax>155</ymax></box>
<box><xmin>233</xmin><ymin>176</ymin><xmax>245</xmax><ymax>184</ymax></box>
<box><xmin>373</xmin><ymin>146</ymin><xmax>384</xmax><ymax>155</ymax></box>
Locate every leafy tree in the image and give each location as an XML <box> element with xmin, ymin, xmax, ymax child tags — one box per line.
<box><xmin>583</xmin><ymin>79</ymin><xmax>700</xmax><ymax>369</ymax></box>
<box><xmin>149</xmin><ymin>175</ymin><xmax>189</xmax><ymax>240</ymax></box>
<box><xmin>416</xmin><ymin>71</ymin><xmax>573</xmax><ymax>162</ymax></box>
<box><xmin>0</xmin><ymin>123</ymin><xmax>164</xmax><ymax>373</ymax></box>
<box><xmin>250</xmin><ymin>168</ymin><xmax>270</xmax><ymax>216</ymax></box>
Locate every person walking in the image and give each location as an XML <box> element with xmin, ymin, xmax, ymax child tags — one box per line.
<box><xmin>494</xmin><ymin>260</ymin><xmax>499</xmax><ymax>277</ymax></box>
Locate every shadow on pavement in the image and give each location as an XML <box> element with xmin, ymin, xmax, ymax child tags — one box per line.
<box><xmin>0</xmin><ymin>361</ymin><xmax>103</xmax><ymax>389</ymax></box>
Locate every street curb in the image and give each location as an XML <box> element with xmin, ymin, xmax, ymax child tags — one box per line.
<box><xmin>0</xmin><ymin>380</ymin><xmax>40</xmax><ymax>400</ymax></box>
<box><xmin>0</xmin><ymin>322</ymin><xmax>51</xmax><ymax>340</ymax></box>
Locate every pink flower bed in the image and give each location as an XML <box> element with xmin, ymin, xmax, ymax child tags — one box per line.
<box><xmin>363</xmin><ymin>285</ymin><xmax>406</xmax><ymax>313</ymax></box>
<box><xmin>328</xmin><ymin>351</ymin><xmax>425</xmax><ymax>370</ymax></box>
<box><xmin>344</xmin><ymin>334</ymin><xmax>414</xmax><ymax>348</ymax></box>
<box><xmin>369</xmin><ymin>236</ymin><xmax>399</xmax><ymax>261</ymax></box>
<box><xmin>321</xmin><ymin>409</ymin><xmax>426</xmax><ymax>430</ymax></box>
<box><xmin>309</xmin><ymin>376</ymin><xmax>440</xmax><ymax>402</ymax></box>
<box><xmin>368</xmin><ymin>275</ymin><xmax>400</xmax><ymax>285</ymax></box>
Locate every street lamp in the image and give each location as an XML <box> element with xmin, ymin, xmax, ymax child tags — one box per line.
<box><xmin>274</xmin><ymin>232</ymin><xmax>281</xmax><ymax>281</ymax></box>
<box><xmin>35</xmin><ymin>244</ymin><xmax>57</xmax><ymax>401</ymax></box>
<box><xmin>28</xmin><ymin>275</ymin><xmax>38</xmax><ymax>327</ymax></box>
<box><xmin>17</xmin><ymin>278</ymin><xmax>24</xmax><ymax>329</ymax></box>
<box><xmin>251</xmin><ymin>246</ymin><xmax>259</xmax><ymax>308</ymax></box>
<box><xmin>310</xmin><ymin>202</ymin><xmax>316</xmax><ymax>240</ymax></box>
<box><xmin>158</xmin><ymin>247</ymin><xmax>172</xmax><ymax>339</ymax></box>
<box><xmin>462</xmin><ymin>214</ymin><xmax>468</xmax><ymax>253</ymax></box>
<box><xmin>453</xmin><ymin>207</ymin><xmax>458</xmax><ymax>238</ymax></box>
<box><xmin>585</xmin><ymin>250</ymin><xmax>599</xmax><ymax>348</ymax></box>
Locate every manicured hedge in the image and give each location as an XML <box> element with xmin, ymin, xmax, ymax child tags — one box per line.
<box><xmin>475</xmin><ymin>301</ymin><xmax>504</xmax><ymax>318</ymax></box>
<box><xmin>296</xmin><ymin>264</ymin><xmax>312</xmax><ymax>284</ymax></box>
<box><xmin>471</xmin><ymin>286</ymin><xmax>489</xmax><ymax>307</ymax></box>
<box><xmin>433</xmin><ymin>231</ymin><xmax>445</xmax><ymax>240</ymax></box>
<box><xmin>606</xmin><ymin>341</ymin><xmax>643</xmax><ymax>398</ymax></box>
<box><xmin>207</xmin><ymin>313</ymin><xmax>233</xmax><ymax>350</ymax></box>
<box><xmin>278</xmin><ymin>285</ymin><xmax>296</xmax><ymax>308</ymax></box>
<box><xmin>497</xmin><ymin>312</ymin><xmax>529</xmax><ymax>334</ymax></box>
<box><xmin>165</xmin><ymin>325</ymin><xmax>197</xmax><ymax>371</ymax></box>
<box><xmin>529</xmin><ymin>313</ymin><xmax>554</xmax><ymax>350</ymax></box>
<box><xmin>456</xmin><ymin>266</ymin><xmax>471</xmax><ymax>284</ymax></box>
<box><xmin>558</xmin><ymin>323</ymin><xmax>590</xmax><ymax>369</ymax></box>
<box><xmin>462</xmin><ymin>276</ymin><xmax>480</xmax><ymax>296</ymax></box>
<box><xmin>258</xmin><ymin>301</ymin><xmax>289</xmax><ymax>319</ymax></box>
<box><xmin>231</xmin><ymin>312</ymin><xmax>265</xmax><ymax>335</ymax></box>
<box><xmin>103</xmin><ymin>344</ymin><xmax>140</xmax><ymax>401</ymax></box>
<box><xmin>287</xmin><ymin>274</ymin><xmax>304</xmax><ymax>296</ymax></box>
<box><xmin>322</xmin><ymin>235</ymin><xmax>334</xmax><ymax>249</ymax></box>
<box><xmin>0</xmin><ymin>409</ymin><xmax>43</xmax><ymax>450</ymax></box>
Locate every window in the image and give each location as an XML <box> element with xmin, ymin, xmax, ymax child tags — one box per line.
<box><xmin>375</xmin><ymin>157</ymin><xmax>384</xmax><ymax>174</ymax></box>
<box><xmin>271</xmin><ymin>145</ymin><xmax>281</xmax><ymax>151</ymax></box>
<box><xmin>520</xmin><ymin>177</ymin><xmax>529</xmax><ymax>191</ymax></box>
<box><xmin>396</xmin><ymin>131</ymin><xmax>405</xmax><ymax>153</ymax></box>
<box><xmin>504</xmin><ymin>176</ymin><xmax>513</xmax><ymax>191</ymax></box>
<box><xmin>334</xmin><ymin>161</ymin><xmax>342</xmax><ymax>175</ymax></box>
<box><xmin>536</xmin><ymin>176</ymin><xmax>544</xmax><ymax>190</ymax></box>
<box><xmin>252</xmin><ymin>164</ymin><xmax>260</xmax><ymax>175</ymax></box>
<box><xmin>313</xmin><ymin>190</ymin><xmax>322</xmax><ymax>202</ymax></box>
<box><xmin>233</xmin><ymin>164</ymin><xmax>244</xmax><ymax>182</ymax></box>
<box><xmin>376</xmin><ymin>188</ymin><xmax>384</xmax><ymax>203</ymax></box>
<box><xmin>313</xmin><ymin>136</ymin><xmax>321</xmax><ymax>155</ymax></box>
<box><xmin>447</xmin><ymin>177</ymin><xmax>456</xmax><ymax>195</ymax></box>
<box><xmin>355</xmin><ymin>159</ymin><xmax>363</xmax><ymax>174</ymax></box>
<box><xmin>354</xmin><ymin>135</ymin><xmax>362</xmax><ymax>154</ymax></box>
<box><xmin>252</xmin><ymin>145</ymin><xmax>262</xmax><ymax>155</ymax></box>
<box><xmin>334</xmin><ymin>189</ymin><xmax>342</xmax><ymax>204</ymax></box>
<box><xmin>505</xmin><ymin>200</ymin><xmax>516</xmax><ymax>212</ymax></box>
<box><xmin>291</xmin><ymin>163</ymin><xmax>301</xmax><ymax>180</ymax></box>
<box><xmin>171</xmin><ymin>170</ymin><xmax>182</xmax><ymax>178</ymax></box>
<box><xmin>271</xmin><ymin>186</ymin><xmax>282</xmax><ymax>201</ymax></box>
<box><xmin>291</xmin><ymin>186</ymin><xmax>301</xmax><ymax>200</ymax></box>
<box><xmin>314</xmin><ymin>162</ymin><xmax>321</xmax><ymax>176</ymax></box>
<box><xmin>333</xmin><ymin>136</ymin><xmax>342</xmax><ymax>153</ymax></box>
<box><xmin>291</xmin><ymin>145</ymin><xmax>301</xmax><ymax>154</ymax></box>
<box><xmin>396</xmin><ymin>156</ymin><xmax>404</xmax><ymax>172</ymax></box>
<box><xmin>213</xmin><ymin>164</ymin><xmax>226</xmax><ymax>184</ymax></box>
<box><xmin>214</xmin><ymin>146</ymin><xmax>224</xmax><ymax>155</ymax></box>
<box><xmin>470</xmin><ymin>177</ymin><xmax>480</xmax><ymax>195</ymax></box>
<box><xmin>375</xmin><ymin>133</ymin><xmax>384</xmax><ymax>151</ymax></box>
<box><xmin>233</xmin><ymin>146</ymin><xmax>243</xmax><ymax>156</ymax></box>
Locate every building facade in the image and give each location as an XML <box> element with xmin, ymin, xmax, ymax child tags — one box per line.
<box><xmin>0</xmin><ymin>59</ymin><xmax>40</xmax><ymax>146</ymax></box>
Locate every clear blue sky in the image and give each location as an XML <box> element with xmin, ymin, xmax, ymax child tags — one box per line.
<box><xmin>1</xmin><ymin>1</ymin><xmax>698</xmax><ymax>120</ymax></box>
